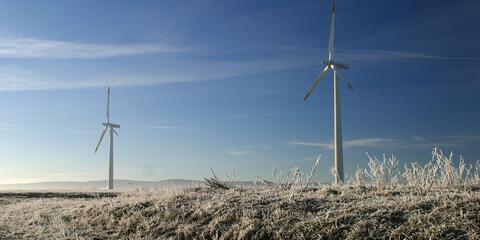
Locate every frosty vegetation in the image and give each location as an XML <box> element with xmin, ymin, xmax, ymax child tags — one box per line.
<box><xmin>357</xmin><ymin>148</ymin><xmax>480</xmax><ymax>190</ymax></box>
<box><xmin>0</xmin><ymin>148</ymin><xmax>479</xmax><ymax>239</ymax></box>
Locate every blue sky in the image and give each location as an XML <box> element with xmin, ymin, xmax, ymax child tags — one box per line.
<box><xmin>0</xmin><ymin>0</ymin><xmax>479</xmax><ymax>184</ymax></box>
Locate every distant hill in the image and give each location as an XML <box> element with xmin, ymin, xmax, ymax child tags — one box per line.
<box><xmin>0</xmin><ymin>179</ymin><xmax>204</xmax><ymax>190</ymax></box>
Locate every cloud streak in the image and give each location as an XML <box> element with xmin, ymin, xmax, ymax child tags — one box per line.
<box><xmin>149</xmin><ymin>113</ymin><xmax>278</xmax><ymax>124</ymax></box>
<box><xmin>338</xmin><ymin>49</ymin><xmax>480</xmax><ymax>61</ymax></box>
<box><xmin>0</xmin><ymin>38</ymin><xmax>180</xmax><ymax>59</ymax></box>
<box><xmin>1</xmin><ymin>38</ymin><xmax>474</xmax><ymax>61</ymax></box>
<box><xmin>0</xmin><ymin>55</ymin><xmax>314</xmax><ymax>91</ymax></box>
<box><xmin>226</xmin><ymin>146</ymin><xmax>270</xmax><ymax>157</ymax></box>
<box><xmin>277</xmin><ymin>46</ymin><xmax>480</xmax><ymax>61</ymax></box>
<box><xmin>0</xmin><ymin>37</ymin><xmax>477</xmax><ymax>92</ymax></box>
<box><xmin>290</xmin><ymin>135</ymin><xmax>480</xmax><ymax>150</ymax></box>
<box><xmin>289</xmin><ymin>138</ymin><xmax>399</xmax><ymax>149</ymax></box>
<box><xmin>226</xmin><ymin>148</ymin><xmax>257</xmax><ymax>157</ymax></box>
<box><xmin>124</xmin><ymin>124</ymin><xmax>185</xmax><ymax>129</ymax></box>
<box><xmin>0</xmin><ymin>121</ymin><xmax>96</xmax><ymax>135</ymax></box>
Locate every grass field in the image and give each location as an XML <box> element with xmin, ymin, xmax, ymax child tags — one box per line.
<box><xmin>0</xmin><ymin>149</ymin><xmax>479</xmax><ymax>239</ymax></box>
<box><xmin>0</xmin><ymin>186</ymin><xmax>479</xmax><ymax>239</ymax></box>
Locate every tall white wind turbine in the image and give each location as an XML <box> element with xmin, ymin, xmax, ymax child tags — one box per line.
<box><xmin>304</xmin><ymin>0</ymin><xmax>352</xmax><ymax>184</ymax></box>
<box><xmin>94</xmin><ymin>87</ymin><xmax>120</xmax><ymax>190</ymax></box>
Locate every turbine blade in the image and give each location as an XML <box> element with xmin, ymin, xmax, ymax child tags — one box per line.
<box><xmin>94</xmin><ymin>127</ymin><xmax>108</xmax><ymax>153</ymax></box>
<box><xmin>328</xmin><ymin>0</ymin><xmax>336</xmax><ymax>61</ymax></box>
<box><xmin>347</xmin><ymin>82</ymin><xmax>354</xmax><ymax>91</ymax></box>
<box><xmin>106</xmin><ymin>87</ymin><xmax>111</xmax><ymax>123</ymax></box>
<box><xmin>113</xmin><ymin>129</ymin><xmax>119</xmax><ymax>136</ymax></box>
<box><xmin>335</xmin><ymin>71</ymin><xmax>354</xmax><ymax>91</ymax></box>
<box><xmin>304</xmin><ymin>65</ymin><xmax>330</xmax><ymax>101</ymax></box>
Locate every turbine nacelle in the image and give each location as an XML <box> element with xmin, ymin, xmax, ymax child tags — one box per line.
<box><xmin>304</xmin><ymin>59</ymin><xmax>352</xmax><ymax>101</ymax></box>
<box><xmin>102</xmin><ymin>123</ymin><xmax>120</xmax><ymax>128</ymax></box>
<box><xmin>321</xmin><ymin>60</ymin><xmax>349</xmax><ymax>70</ymax></box>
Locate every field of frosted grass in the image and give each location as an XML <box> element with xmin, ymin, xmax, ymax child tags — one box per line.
<box><xmin>0</xmin><ymin>148</ymin><xmax>479</xmax><ymax>239</ymax></box>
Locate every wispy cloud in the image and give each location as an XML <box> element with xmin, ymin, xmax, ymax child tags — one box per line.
<box><xmin>150</xmin><ymin>113</ymin><xmax>278</xmax><ymax>124</ymax></box>
<box><xmin>275</xmin><ymin>46</ymin><xmax>480</xmax><ymax>61</ymax></box>
<box><xmin>226</xmin><ymin>146</ymin><xmax>270</xmax><ymax>157</ymax></box>
<box><xmin>449</xmin><ymin>135</ymin><xmax>480</xmax><ymax>142</ymax></box>
<box><xmin>126</xmin><ymin>113</ymin><xmax>276</xmax><ymax>131</ymax></box>
<box><xmin>0</xmin><ymin>170</ymin><xmax>104</xmax><ymax>184</ymax></box>
<box><xmin>226</xmin><ymin>148</ymin><xmax>257</xmax><ymax>157</ymax></box>
<box><xmin>0</xmin><ymin>121</ymin><xmax>96</xmax><ymax>135</ymax></box>
<box><xmin>289</xmin><ymin>138</ymin><xmax>399</xmax><ymax>149</ymax></box>
<box><xmin>290</xmin><ymin>135</ymin><xmax>480</xmax><ymax>150</ymax></box>
<box><xmin>1</xmin><ymin>113</ymin><xmax>274</xmax><ymax>134</ymax></box>
<box><xmin>124</xmin><ymin>124</ymin><xmax>185</xmax><ymax>129</ymax></box>
<box><xmin>345</xmin><ymin>138</ymin><xmax>399</xmax><ymax>148</ymax></box>
<box><xmin>0</xmin><ymin>38</ymin><xmax>180</xmax><ymax>59</ymax></box>
<box><xmin>0</xmin><ymin>55</ymin><xmax>314</xmax><ymax>91</ymax></box>
<box><xmin>289</xmin><ymin>141</ymin><xmax>333</xmax><ymax>149</ymax></box>
<box><xmin>338</xmin><ymin>49</ymin><xmax>480</xmax><ymax>61</ymax></box>
<box><xmin>0</xmin><ymin>37</ymin><xmax>477</xmax><ymax>92</ymax></box>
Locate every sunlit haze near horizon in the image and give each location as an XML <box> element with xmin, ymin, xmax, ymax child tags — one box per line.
<box><xmin>0</xmin><ymin>0</ymin><xmax>479</xmax><ymax>184</ymax></box>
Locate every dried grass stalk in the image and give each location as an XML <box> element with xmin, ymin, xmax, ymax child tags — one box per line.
<box><xmin>203</xmin><ymin>168</ymin><xmax>230</xmax><ymax>190</ymax></box>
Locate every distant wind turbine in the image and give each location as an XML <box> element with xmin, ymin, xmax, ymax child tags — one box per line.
<box><xmin>304</xmin><ymin>0</ymin><xmax>352</xmax><ymax>184</ymax></box>
<box><xmin>94</xmin><ymin>87</ymin><xmax>120</xmax><ymax>190</ymax></box>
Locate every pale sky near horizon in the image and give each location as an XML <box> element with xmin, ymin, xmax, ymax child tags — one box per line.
<box><xmin>0</xmin><ymin>0</ymin><xmax>479</xmax><ymax>184</ymax></box>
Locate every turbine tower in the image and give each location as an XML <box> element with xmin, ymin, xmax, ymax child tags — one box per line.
<box><xmin>304</xmin><ymin>0</ymin><xmax>353</xmax><ymax>184</ymax></box>
<box><xmin>94</xmin><ymin>87</ymin><xmax>120</xmax><ymax>190</ymax></box>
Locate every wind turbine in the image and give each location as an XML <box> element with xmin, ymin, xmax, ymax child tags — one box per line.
<box><xmin>94</xmin><ymin>87</ymin><xmax>120</xmax><ymax>190</ymax></box>
<box><xmin>304</xmin><ymin>0</ymin><xmax>352</xmax><ymax>184</ymax></box>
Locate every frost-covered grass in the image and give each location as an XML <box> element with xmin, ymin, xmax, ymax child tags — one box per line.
<box><xmin>0</xmin><ymin>149</ymin><xmax>479</xmax><ymax>240</ymax></box>
<box><xmin>354</xmin><ymin>148</ymin><xmax>480</xmax><ymax>191</ymax></box>
<box><xmin>1</xmin><ymin>186</ymin><xmax>479</xmax><ymax>239</ymax></box>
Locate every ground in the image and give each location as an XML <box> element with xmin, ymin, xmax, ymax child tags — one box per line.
<box><xmin>0</xmin><ymin>186</ymin><xmax>479</xmax><ymax>240</ymax></box>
